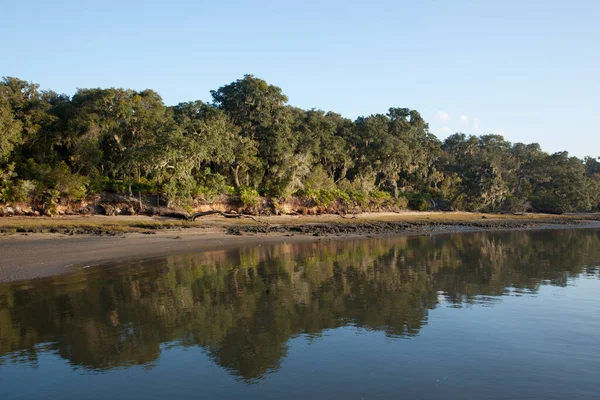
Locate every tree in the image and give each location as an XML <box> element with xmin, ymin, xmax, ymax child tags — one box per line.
<box><xmin>441</xmin><ymin>133</ymin><xmax>514</xmax><ymax>211</ymax></box>
<box><xmin>211</xmin><ymin>75</ymin><xmax>296</xmax><ymax>195</ymax></box>
<box><xmin>0</xmin><ymin>74</ymin><xmax>597</xmax><ymax>212</ymax></box>
<box><xmin>0</xmin><ymin>99</ymin><xmax>22</xmax><ymax>162</ymax></box>
<box><xmin>531</xmin><ymin>152</ymin><xmax>598</xmax><ymax>213</ymax></box>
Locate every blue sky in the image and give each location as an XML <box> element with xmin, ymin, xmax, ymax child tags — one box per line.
<box><xmin>2</xmin><ymin>0</ymin><xmax>598</xmax><ymax>157</ymax></box>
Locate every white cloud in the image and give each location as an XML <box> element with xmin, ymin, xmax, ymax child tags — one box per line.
<box><xmin>474</xmin><ymin>118</ymin><xmax>480</xmax><ymax>130</ymax></box>
<box><xmin>436</xmin><ymin>111</ymin><xmax>449</xmax><ymax>123</ymax></box>
<box><xmin>459</xmin><ymin>115</ymin><xmax>469</xmax><ymax>124</ymax></box>
<box><xmin>441</xmin><ymin>126</ymin><xmax>451</xmax><ymax>134</ymax></box>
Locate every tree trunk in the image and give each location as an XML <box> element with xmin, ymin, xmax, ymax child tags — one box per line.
<box><xmin>391</xmin><ymin>180</ymin><xmax>399</xmax><ymax>198</ymax></box>
<box><xmin>514</xmin><ymin>175</ymin><xmax>524</xmax><ymax>196</ymax></box>
<box><xmin>232</xmin><ymin>165</ymin><xmax>241</xmax><ymax>188</ymax></box>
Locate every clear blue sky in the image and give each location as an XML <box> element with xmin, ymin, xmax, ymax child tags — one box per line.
<box><xmin>2</xmin><ymin>0</ymin><xmax>598</xmax><ymax>157</ymax></box>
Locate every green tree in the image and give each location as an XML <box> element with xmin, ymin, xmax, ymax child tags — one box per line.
<box><xmin>0</xmin><ymin>99</ymin><xmax>22</xmax><ymax>162</ymax></box>
<box><xmin>211</xmin><ymin>75</ymin><xmax>296</xmax><ymax>195</ymax></box>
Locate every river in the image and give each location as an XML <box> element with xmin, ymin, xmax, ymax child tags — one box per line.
<box><xmin>1</xmin><ymin>229</ymin><xmax>599</xmax><ymax>399</ymax></box>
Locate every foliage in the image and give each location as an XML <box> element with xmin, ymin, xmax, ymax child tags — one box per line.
<box><xmin>195</xmin><ymin>169</ymin><xmax>233</xmax><ymax>201</ymax></box>
<box><xmin>9</xmin><ymin>179</ymin><xmax>36</xmax><ymax>202</ymax></box>
<box><xmin>237</xmin><ymin>186</ymin><xmax>260</xmax><ymax>209</ymax></box>
<box><xmin>408</xmin><ymin>193</ymin><xmax>430</xmax><ymax>211</ymax></box>
<box><xmin>0</xmin><ymin>75</ymin><xmax>598</xmax><ymax>213</ymax></box>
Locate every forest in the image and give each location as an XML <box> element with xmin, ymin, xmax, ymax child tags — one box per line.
<box><xmin>1</xmin><ymin>74</ymin><xmax>599</xmax><ymax>215</ymax></box>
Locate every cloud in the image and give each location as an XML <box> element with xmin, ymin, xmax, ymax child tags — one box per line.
<box><xmin>459</xmin><ymin>115</ymin><xmax>469</xmax><ymax>124</ymax></box>
<box><xmin>474</xmin><ymin>118</ymin><xmax>480</xmax><ymax>130</ymax></box>
<box><xmin>441</xmin><ymin>126</ymin><xmax>451</xmax><ymax>134</ymax></box>
<box><xmin>436</xmin><ymin>111</ymin><xmax>449</xmax><ymax>123</ymax></box>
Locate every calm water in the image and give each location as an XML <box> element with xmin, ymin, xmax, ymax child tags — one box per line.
<box><xmin>1</xmin><ymin>230</ymin><xmax>599</xmax><ymax>399</ymax></box>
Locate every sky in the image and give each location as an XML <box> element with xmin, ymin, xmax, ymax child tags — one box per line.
<box><xmin>1</xmin><ymin>0</ymin><xmax>599</xmax><ymax>157</ymax></box>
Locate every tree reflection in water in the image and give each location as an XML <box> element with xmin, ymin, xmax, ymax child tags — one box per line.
<box><xmin>1</xmin><ymin>229</ymin><xmax>599</xmax><ymax>381</ymax></box>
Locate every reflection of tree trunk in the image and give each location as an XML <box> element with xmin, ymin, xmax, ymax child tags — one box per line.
<box><xmin>232</xmin><ymin>165</ymin><xmax>241</xmax><ymax>188</ymax></box>
<box><xmin>233</xmin><ymin>269</ymin><xmax>240</xmax><ymax>296</ymax></box>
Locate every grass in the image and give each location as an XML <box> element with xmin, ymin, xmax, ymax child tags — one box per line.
<box><xmin>0</xmin><ymin>216</ymin><xmax>200</xmax><ymax>234</ymax></box>
<box><xmin>0</xmin><ymin>212</ymin><xmax>595</xmax><ymax>235</ymax></box>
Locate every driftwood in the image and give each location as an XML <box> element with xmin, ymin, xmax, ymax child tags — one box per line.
<box><xmin>162</xmin><ymin>210</ymin><xmax>268</xmax><ymax>225</ymax></box>
<box><xmin>189</xmin><ymin>210</ymin><xmax>243</xmax><ymax>221</ymax></box>
<box><xmin>159</xmin><ymin>210</ymin><xmax>241</xmax><ymax>221</ymax></box>
<box><xmin>337</xmin><ymin>211</ymin><xmax>358</xmax><ymax>219</ymax></box>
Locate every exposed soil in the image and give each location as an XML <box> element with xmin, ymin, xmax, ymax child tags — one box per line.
<box><xmin>1</xmin><ymin>212</ymin><xmax>599</xmax><ymax>283</ymax></box>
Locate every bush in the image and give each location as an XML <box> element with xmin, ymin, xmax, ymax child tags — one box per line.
<box><xmin>393</xmin><ymin>196</ymin><xmax>409</xmax><ymax>209</ymax></box>
<box><xmin>21</xmin><ymin>160</ymin><xmax>88</xmax><ymax>202</ymax></box>
<box><xmin>531</xmin><ymin>195</ymin><xmax>569</xmax><ymax>214</ymax></box>
<box><xmin>408</xmin><ymin>193</ymin><xmax>430</xmax><ymax>211</ymax></box>
<box><xmin>304</xmin><ymin>166</ymin><xmax>336</xmax><ymax>191</ymax></box>
<box><xmin>237</xmin><ymin>186</ymin><xmax>260</xmax><ymax>209</ymax></box>
<box><xmin>132</xmin><ymin>177</ymin><xmax>159</xmax><ymax>194</ymax></box>
<box><xmin>9</xmin><ymin>180</ymin><xmax>35</xmax><ymax>202</ymax></box>
<box><xmin>0</xmin><ymin>164</ymin><xmax>17</xmax><ymax>203</ymax></box>
<box><xmin>346</xmin><ymin>189</ymin><xmax>368</xmax><ymax>208</ymax></box>
<box><xmin>56</xmin><ymin>173</ymin><xmax>88</xmax><ymax>201</ymax></box>
<box><xmin>369</xmin><ymin>189</ymin><xmax>398</xmax><ymax>208</ymax></box>
<box><xmin>502</xmin><ymin>196</ymin><xmax>529</xmax><ymax>213</ymax></box>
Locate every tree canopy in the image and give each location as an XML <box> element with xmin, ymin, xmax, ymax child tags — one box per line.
<box><xmin>0</xmin><ymin>75</ymin><xmax>598</xmax><ymax>213</ymax></box>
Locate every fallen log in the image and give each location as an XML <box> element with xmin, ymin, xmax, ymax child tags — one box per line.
<box><xmin>162</xmin><ymin>210</ymin><xmax>268</xmax><ymax>226</ymax></box>
<box><xmin>190</xmin><ymin>210</ymin><xmax>242</xmax><ymax>221</ymax></box>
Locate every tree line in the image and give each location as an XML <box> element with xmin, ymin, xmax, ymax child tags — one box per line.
<box><xmin>1</xmin><ymin>75</ymin><xmax>599</xmax><ymax>214</ymax></box>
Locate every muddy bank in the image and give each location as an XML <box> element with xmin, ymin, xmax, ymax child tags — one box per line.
<box><xmin>1</xmin><ymin>214</ymin><xmax>599</xmax><ymax>283</ymax></box>
<box><xmin>227</xmin><ymin>218</ymin><xmax>597</xmax><ymax>236</ymax></box>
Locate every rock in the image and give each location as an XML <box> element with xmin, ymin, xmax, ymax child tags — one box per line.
<box><xmin>5</xmin><ymin>207</ymin><xmax>14</xmax><ymax>216</ymax></box>
<box><xmin>33</xmin><ymin>211</ymin><xmax>40</xmax><ymax>217</ymax></box>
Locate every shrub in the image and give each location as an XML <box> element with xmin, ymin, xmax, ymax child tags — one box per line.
<box><xmin>346</xmin><ymin>189</ymin><xmax>368</xmax><ymax>208</ymax></box>
<box><xmin>9</xmin><ymin>180</ymin><xmax>35</xmax><ymax>202</ymax></box>
<box><xmin>21</xmin><ymin>160</ymin><xmax>89</xmax><ymax>202</ymax></box>
<box><xmin>393</xmin><ymin>196</ymin><xmax>409</xmax><ymax>209</ymax></box>
<box><xmin>369</xmin><ymin>189</ymin><xmax>392</xmax><ymax>207</ymax></box>
<box><xmin>531</xmin><ymin>195</ymin><xmax>569</xmax><ymax>214</ymax></box>
<box><xmin>502</xmin><ymin>196</ymin><xmax>529</xmax><ymax>213</ymax></box>
<box><xmin>0</xmin><ymin>164</ymin><xmax>17</xmax><ymax>203</ymax></box>
<box><xmin>408</xmin><ymin>193</ymin><xmax>430</xmax><ymax>211</ymax></box>
<box><xmin>316</xmin><ymin>190</ymin><xmax>336</xmax><ymax>207</ymax></box>
<box><xmin>304</xmin><ymin>166</ymin><xmax>336</xmax><ymax>191</ymax></box>
<box><xmin>237</xmin><ymin>186</ymin><xmax>260</xmax><ymax>209</ymax></box>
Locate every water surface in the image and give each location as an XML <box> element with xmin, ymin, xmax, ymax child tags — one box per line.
<box><xmin>1</xmin><ymin>229</ymin><xmax>599</xmax><ymax>399</ymax></box>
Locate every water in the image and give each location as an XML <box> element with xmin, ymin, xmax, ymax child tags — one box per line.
<box><xmin>1</xmin><ymin>229</ymin><xmax>599</xmax><ymax>399</ymax></box>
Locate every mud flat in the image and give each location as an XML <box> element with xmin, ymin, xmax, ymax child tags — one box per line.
<box><xmin>1</xmin><ymin>212</ymin><xmax>599</xmax><ymax>282</ymax></box>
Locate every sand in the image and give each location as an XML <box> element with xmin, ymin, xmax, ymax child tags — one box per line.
<box><xmin>1</xmin><ymin>212</ymin><xmax>599</xmax><ymax>282</ymax></box>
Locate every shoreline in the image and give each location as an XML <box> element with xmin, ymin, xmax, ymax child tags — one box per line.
<box><xmin>1</xmin><ymin>212</ymin><xmax>599</xmax><ymax>283</ymax></box>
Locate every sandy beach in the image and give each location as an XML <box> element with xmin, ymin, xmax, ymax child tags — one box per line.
<box><xmin>1</xmin><ymin>212</ymin><xmax>599</xmax><ymax>282</ymax></box>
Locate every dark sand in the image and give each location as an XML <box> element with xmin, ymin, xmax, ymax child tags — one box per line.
<box><xmin>1</xmin><ymin>212</ymin><xmax>599</xmax><ymax>282</ymax></box>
